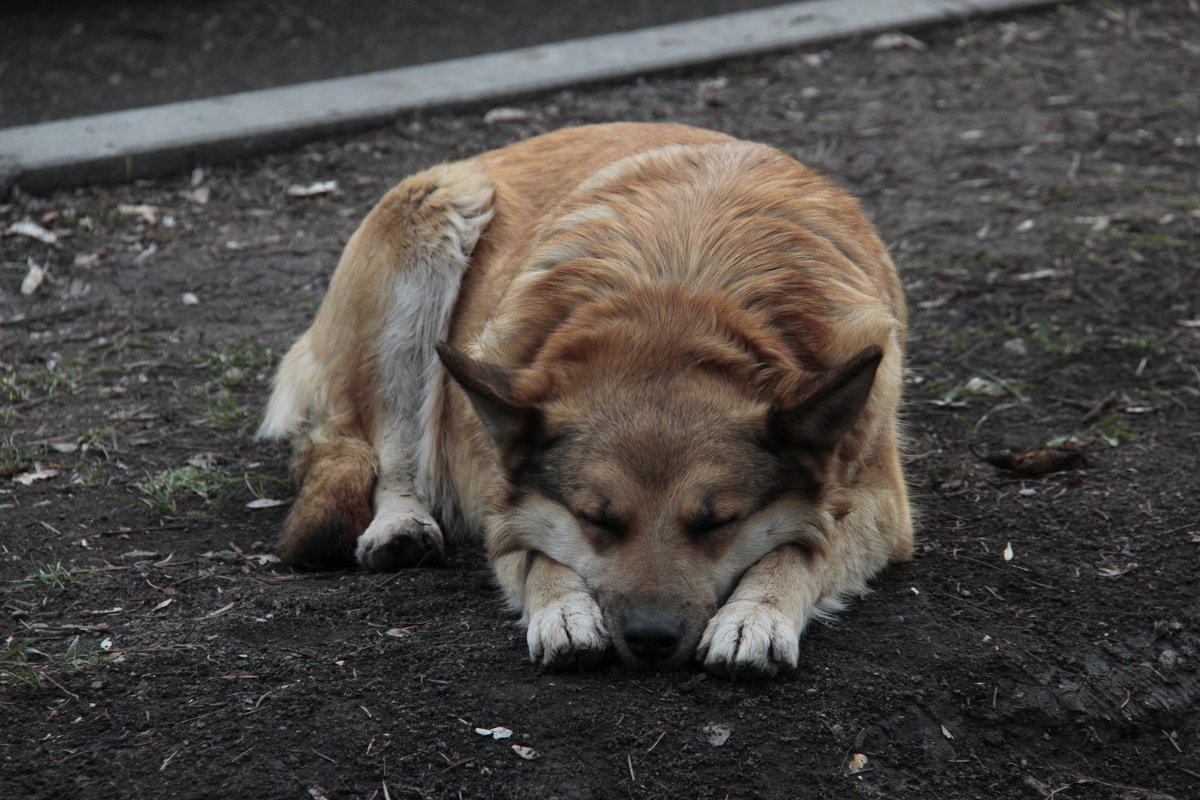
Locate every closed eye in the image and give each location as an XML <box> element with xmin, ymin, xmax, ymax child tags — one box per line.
<box><xmin>686</xmin><ymin>513</ymin><xmax>740</xmax><ymax>537</ymax></box>
<box><xmin>576</xmin><ymin>508</ymin><xmax>624</xmax><ymax>535</ymax></box>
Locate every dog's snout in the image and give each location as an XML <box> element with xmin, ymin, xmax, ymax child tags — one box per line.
<box><xmin>623</xmin><ymin>608</ymin><xmax>683</xmax><ymax>663</ymax></box>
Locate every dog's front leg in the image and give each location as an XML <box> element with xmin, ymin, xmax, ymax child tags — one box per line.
<box><xmin>494</xmin><ymin>550</ymin><xmax>610</xmax><ymax>668</ymax></box>
<box><xmin>697</xmin><ymin>543</ymin><xmax>822</xmax><ymax>679</ymax></box>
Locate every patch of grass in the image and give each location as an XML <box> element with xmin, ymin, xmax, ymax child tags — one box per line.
<box><xmin>1096</xmin><ymin>413</ymin><xmax>1136</xmax><ymax>447</ymax></box>
<box><xmin>0</xmin><ymin>434</ymin><xmax>38</xmax><ymax>475</ymax></box>
<box><xmin>1</xmin><ymin>370</ymin><xmax>27</xmax><ymax>404</ymax></box>
<box><xmin>133</xmin><ymin>465</ymin><xmax>233</xmax><ymax>517</ymax></box>
<box><xmin>922</xmin><ymin>323</ymin><xmax>991</xmax><ymax>355</ymax></box>
<box><xmin>2</xmin><ymin>551</ymin><xmax>88</xmax><ymax>589</ymax></box>
<box><xmin>85</xmin><ymin>332</ymin><xmax>165</xmax><ymax>361</ymax></box>
<box><xmin>76</xmin><ymin>425</ymin><xmax>119</xmax><ymax>459</ymax></box>
<box><xmin>2</xmin><ymin>359</ymin><xmax>86</xmax><ymax>406</ymax></box>
<box><xmin>1165</xmin><ymin>196</ymin><xmax>1200</xmax><ymax>213</ymax></box>
<box><xmin>195</xmin><ymin>390</ymin><xmax>254</xmax><ymax>433</ymax></box>
<box><xmin>243</xmin><ymin>472</ymin><xmax>290</xmax><ymax>501</ymax></box>
<box><xmin>64</xmin><ymin>426</ymin><xmax>121</xmax><ymax>486</ymax></box>
<box><xmin>0</xmin><ymin>637</ymin><xmax>113</xmax><ymax>689</ymax></box>
<box><xmin>1047</xmin><ymin>412</ymin><xmax>1137</xmax><ymax>449</ymax></box>
<box><xmin>1028</xmin><ymin>320</ymin><xmax>1093</xmax><ymax>358</ymax></box>
<box><xmin>193</xmin><ymin>338</ymin><xmax>278</xmax><ymax>373</ymax></box>
<box><xmin>988</xmin><ymin>313</ymin><xmax>1098</xmax><ymax>359</ymax></box>
<box><xmin>26</xmin><ymin>360</ymin><xmax>84</xmax><ymax>398</ymax></box>
<box><xmin>1130</xmin><ymin>232</ymin><xmax>1192</xmax><ymax>249</ymax></box>
<box><xmin>1115</xmin><ymin>329</ymin><xmax>1164</xmax><ymax>351</ymax></box>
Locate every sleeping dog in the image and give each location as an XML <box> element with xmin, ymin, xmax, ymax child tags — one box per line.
<box><xmin>259</xmin><ymin>123</ymin><xmax>913</xmax><ymax>676</ymax></box>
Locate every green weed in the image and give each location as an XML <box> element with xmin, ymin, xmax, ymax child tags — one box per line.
<box><xmin>1116</xmin><ymin>330</ymin><xmax>1163</xmax><ymax>351</ymax></box>
<box><xmin>0</xmin><ymin>637</ymin><xmax>113</xmax><ymax>688</ymax></box>
<box><xmin>195</xmin><ymin>391</ymin><xmax>253</xmax><ymax>432</ymax></box>
<box><xmin>1028</xmin><ymin>321</ymin><xmax>1093</xmax><ymax>358</ymax></box>
<box><xmin>76</xmin><ymin>426</ymin><xmax>119</xmax><ymax>460</ymax></box>
<box><xmin>1096</xmin><ymin>413</ymin><xmax>1135</xmax><ymax>447</ymax></box>
<box><xmin>193</xmin><ymin>339</ymin><xmax>278</xmax><ymax>372</ymax></box>
<box><xmin>2</xmin><ymin>551</ymin><xmax>85</xmax><ymax>589</ymax></box>
<box><xmin>1</xmin><ymin>435</ymin><xmax>37</xmax><ymax>475</ymax></box>
<box><xmin>133</xmin><ymin>465</ymin><xmax>232</xmax><ymax>516</ymax></box>
<box><xmin>1046</xmin><ymin>412</ymin><xmax>1137</xmax><ymax>449</ymax></box>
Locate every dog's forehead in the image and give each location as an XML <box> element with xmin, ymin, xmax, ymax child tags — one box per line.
<box><xmin>544</xmin><ymin>384</ymin><xmax>770</xmax><ymax>493</ymax></box>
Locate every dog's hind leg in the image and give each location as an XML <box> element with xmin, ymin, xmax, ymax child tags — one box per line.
<box><xmin>260</xmin><ymin>160</ymin><xmax>494</xmax><ymax>570</ymax></box>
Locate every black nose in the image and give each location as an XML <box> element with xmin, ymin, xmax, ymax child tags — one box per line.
<box><xmin>623</xmin><ymin>608</ymin><xmax>683</xmax><ymax>663</ymax></box>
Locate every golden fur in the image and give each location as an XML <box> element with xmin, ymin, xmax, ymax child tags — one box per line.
<box><xmin>260</xmin><ymin>123</ymin><xmax>912</xmax><ymax>676</ymax></box>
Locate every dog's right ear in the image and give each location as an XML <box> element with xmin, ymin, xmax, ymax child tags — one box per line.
<box><xmin>436</xmin><ymin>343</ymin><xmax>539</xmax><ymax>447</ymax></box>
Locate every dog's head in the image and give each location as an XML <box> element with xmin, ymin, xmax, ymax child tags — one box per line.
<box><xmin>438</xmin><ymin>312</ymin><xmax>882</xmax><ymax>670</ymax></box>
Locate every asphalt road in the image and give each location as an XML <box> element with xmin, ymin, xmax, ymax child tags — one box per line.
<box><xmin>1</xmin><ymin>0</ymin><xmax>785</xmax><ymax>127</ymax></box>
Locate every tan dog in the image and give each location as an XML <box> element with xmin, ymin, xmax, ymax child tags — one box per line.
<box><xmin>259</xmin><ymin>123</ymin><xmax>912</xmax><ymax>676</ymax></box>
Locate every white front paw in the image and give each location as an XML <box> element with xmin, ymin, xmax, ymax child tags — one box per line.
<box><xmin>526</xmin><ymin>592</ymin><xmax>610</xmax><ymax>668</ymax></box>
<box><xmin>355</xmin><ymin>513</ymin><xmax>444</xmax><ymax>571</ymax></box>
<box><xmin>697</xmin><ymin>599</ymin><xmax>801</xmax><ymax>679</ymax></box>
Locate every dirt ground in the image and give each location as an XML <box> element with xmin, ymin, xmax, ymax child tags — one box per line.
<box><xmin>2</xmin><ymin>2</ymin><xmax>1198</xmax><ymax>798</ymax></box>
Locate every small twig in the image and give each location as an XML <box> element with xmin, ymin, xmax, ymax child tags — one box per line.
<box><xmin>311</xmin><ymin>749</ymin><xmax>338</xmax><ymax>764</ymax></box>
<box><xmin>41</xmin><ymin>671</ymin><xmax>80</xmax><ymax>701</ymax></box>
<box><xmin>646</xmin><ymin>730</ymin><xmax>667</xmax><ymax>753</ymax></box>
<box><xmin>159</xmin><ymin>749</ymin><xmax>181</xmax><ymax>772</ymax></box>
<box><xmin>1081</xmin><ymin>392</ymin><xmax>1119</xmax><ymax>424</ymax></box>
<box><xmin>440</xmin><ymin>757</ymin><xmax>475</xmax><ymax>774</ymax></box>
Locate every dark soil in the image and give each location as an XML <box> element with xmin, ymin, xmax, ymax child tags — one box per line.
<box><xmin>2</xmin><ymin>2</ymin><xmax>1198</xmax><ymax>798</ymax></box>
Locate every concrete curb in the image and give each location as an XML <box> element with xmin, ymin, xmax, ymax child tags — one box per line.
<box><xmin>0</xmin><ymin>0</ymin><xmax>1054</xmax><ymax>190</ymax></box>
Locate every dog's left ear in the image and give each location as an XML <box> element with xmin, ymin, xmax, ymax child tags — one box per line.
<box><xmin>436</xmin><ymin>343</ymin><xmax>538</xmax><ymax>447</ymax></box>
<box><xmin>771</xmin><ymin>345</ymin><xmax>883</xmax><ymax>451</ymax></box>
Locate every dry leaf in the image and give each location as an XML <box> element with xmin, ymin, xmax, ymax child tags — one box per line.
<box><xmin>20</xmin><ymin>261</ymin><xmax>46</xmax><ymax>296</ymax></box>
<box><xmin>118</xmin><ymin>204</ymin><xmax>161</xmax><ymax>225</ymax></box>
<box><xmin>702</xmin><ymin>723</ymin><xmax>732</xmax><ymax>747</ymax></box>
<box><xmin>202</xmin><ymin>602</ymin><xmax>236</xmax><ymax>619</ymax></box>
<box><xmin>476</xmin><ymin>726</ymin><xmax>513</xmax><ymax>740</ymax></box>
<box><xmin>983</xmin><ymin>448</ymin><xmax>1085</xmax><ymax>477</ymax></box>
<box><xmin>511</xmin><ymin>744</ymin><xmax>539</xmax><ymax>760</ymax></box>
<box><xmin>132</xmin><ymin>244</ymin><xmax>159</xmax><ymax>264</ymax></box>
<box><xmin>13</xmin><ymin>465</ymin><xmax>58</xmax><ymax>485</ymax></box>
<box><xmin>847</xmin><ymin>753</ymin><xmax>869</xmax><ymax>773</ymax></box>
<box><xmin>1097</xmin><ymin>562</ymin><xmax>1137</xmax><ymax>578</ymax></box>
<box><xmin>287</xmin><ymin>181</ymin><xmax>337</xmax><ymax>197</ymax></box>
<box><xmin>246</xmin><ymin>498</ymin><xmax>287</xmax><ymax>509</ymax></box>
<box><xmin>872</xmin><ymin>32</ymin><xmax>927</xmax><ymax>50</ymax></box>
<box><xmin>186</xmin><ymin>452</ymin><xmax>225</xmax><ymax>469</ymax></box>
<box><xmin>484</xmin><ymin>107</ymin><xmax>530</xmax><ymax>124</ymax></box>
<box><xmin>122</xmin><ymin>550</ymin><xmax>162</xmax><ymax>561</ymax></box>
<box><xmin>8</xmin><ymin>220</ymin><xmax>59</xmax><ymax>244</ymax></box>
